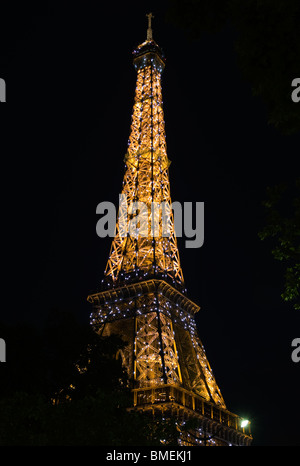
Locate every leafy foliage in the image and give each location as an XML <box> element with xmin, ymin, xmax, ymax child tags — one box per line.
<box><xmin>258</xmin><ymin>179</ymin><xmax>300</xmax><ymax>310</ymax></box>
<box><xmin>0</xmin><ymin>311</ymin><xmax>181</xmax><ymax>445</ymax></box>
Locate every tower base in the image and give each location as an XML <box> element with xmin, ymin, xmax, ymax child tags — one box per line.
<box><xmin>88</xmin><ymin>279</ymin><xmax>252</xmax><ymax>446</ymax></box>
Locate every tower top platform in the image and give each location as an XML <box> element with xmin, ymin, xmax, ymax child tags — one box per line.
<box><xmin>132</xmin><ymin>39</ymin><xmax>166</xmax><ymax>72</ymax></box>
<box><xmin>132</xmin><ymin>12</ymin><xmax>166</xmax><ymax>72</ymax></box>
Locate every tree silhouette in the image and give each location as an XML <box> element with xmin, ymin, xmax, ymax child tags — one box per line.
<box><xmin>0</xmin><ymin>311</ymin><xmax>180</xmax><ymax>445</ymax></box>
<box><xmin>258</xmin><ymin>178</ymin><xmax>300</xmax><ymax>310</ymax></box>
<box><xmin>166</xmin><ymin>0</ymin><xmax>300</xmax><ymax>134</ymax></box>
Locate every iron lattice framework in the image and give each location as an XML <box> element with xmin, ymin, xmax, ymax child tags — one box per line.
<box><xmin>104</xmin><ymin>41</ymin><xmax>183</xmax><ymax>288</ymax></box>
<box><xmin>88</xmin><ymin>17</ymin><xmax>252</xmax><ymax>446</ymax></box>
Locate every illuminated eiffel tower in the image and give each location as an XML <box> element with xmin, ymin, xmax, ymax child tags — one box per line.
<box><xmin>88</xmin><ymin>14</ymin><xmax>252</xmax><ymax>446</ymax></box>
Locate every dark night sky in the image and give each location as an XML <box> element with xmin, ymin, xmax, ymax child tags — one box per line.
<box><xmin>1</xmin><ymin>1</ymin><xmax>299</xmax><ymax>446</ymax></box>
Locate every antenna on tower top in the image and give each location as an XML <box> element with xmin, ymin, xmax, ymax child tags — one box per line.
<box><xmin>146</xmin><ymin>12</ymin><xmax>154</xmax><ymax>40</ymax></box>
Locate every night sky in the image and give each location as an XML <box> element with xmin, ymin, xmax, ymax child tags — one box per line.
<box><xmin>1</xmin><ymin>1</ymin><xmax>299</xmax><ymax>446</ymax></box>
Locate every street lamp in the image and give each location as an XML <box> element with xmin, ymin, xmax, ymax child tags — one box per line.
<box><xmin>241</xmin><ymin>419</ymin><xmax>249</xmax><ymax>428</ymax></box>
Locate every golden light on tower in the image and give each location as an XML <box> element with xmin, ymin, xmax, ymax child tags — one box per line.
<box><xmin>87</xmin><ymin>14</ymin><xmax>252</xmax><ymax>446</ymax></box>
<box><xmin>104</xmin><ymin>29</ymin><xmax>183</xmax><ymax>287</ymax></box>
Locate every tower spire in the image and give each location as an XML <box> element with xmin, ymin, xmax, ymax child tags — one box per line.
<box><xmin>146</xmin><ymin>12</ymin><xmax>154</xmax><ymax>40</ymax></box>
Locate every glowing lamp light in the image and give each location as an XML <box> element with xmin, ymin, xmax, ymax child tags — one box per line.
<box><xmin>241</xmin><ymin>420</ymin><xmax>249</xmax><ymax>428</ymax></box>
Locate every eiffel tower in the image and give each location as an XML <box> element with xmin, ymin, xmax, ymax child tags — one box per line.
<box><xmin>88</xmin><ymin>14</ymin><xmax>252</xmax><ymax>446</ymax></box>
